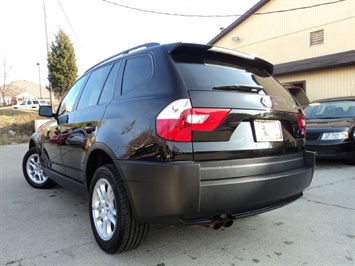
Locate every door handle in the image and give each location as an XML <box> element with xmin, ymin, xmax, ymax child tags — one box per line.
<box><xmin>85</xmin><ymin>125</ymin><xmax>96</xmax><ymax>134</ymax></box>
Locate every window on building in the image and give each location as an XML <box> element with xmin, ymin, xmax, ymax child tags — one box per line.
<box><xmin>310</xmin><ymin>30</ymin><xmax>324</xmax><ymax>46</ymax></box>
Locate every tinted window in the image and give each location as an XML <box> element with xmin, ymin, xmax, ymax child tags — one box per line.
<box><xmin>175</xmin><ymin>62</ymin><xmax>289</xmax><ymax>98</ymax></box>
<box><xmin>177</xmin><ymin>64</ymin><xmax>256</xmax><ymax>89</ymax></box>
<box><xmin>77</xmin><ymin>64</ymin><xmax>113</xmax><ymax>110</ymax></box>
<box><xmin>58</xmin><ymin>75</ymin><xmax>88</xmax><ymax>115</ymax></box>
<box><xmin>122</xmin><ymin>56</ymin><xmax>153</xmax><ymax>94</ymax></box>
<box><xmin>98</xmin><ymin>62</ymin><xmax>120</xmax><ymax>104</ymax></box>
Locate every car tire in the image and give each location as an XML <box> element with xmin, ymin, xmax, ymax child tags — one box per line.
<box><xmin>346</xmin><ymin>147</ymin><xmax>355</xmax><ymax>165</ymax></box>
<box><xmin>89</xmin><ymin>164</ymin><xmax>149</xmax><ymax>253</ymax></box>
<box><xmin>22</xmin><ymin>147</ymin><xmax>55</xmax><ymax>189</ymax></box>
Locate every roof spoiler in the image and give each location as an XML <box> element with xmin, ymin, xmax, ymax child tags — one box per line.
<box><xmin>166</xmin><ymin>43</ymin><xmax>274</xmax><ymax>75</ymax></box>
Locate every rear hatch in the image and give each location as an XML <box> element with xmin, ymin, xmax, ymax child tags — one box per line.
<box><xmin>169</xmin><ymin>44</ymin><xmax>306</xmax><ymax>161</ymax></box>
<box><xmin>284</xmin><ymin>84</ymin><xmax>310</xmax><ymax>109</ymax></box>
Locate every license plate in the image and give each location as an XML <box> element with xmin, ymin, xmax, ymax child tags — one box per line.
<box><xmin>254</xmin><ymin>120</ymin><xmax>283</xmax><ymax>142</ymax></box>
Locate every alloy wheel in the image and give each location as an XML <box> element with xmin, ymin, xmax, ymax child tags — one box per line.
<box><xmin>91</xmin><ymin>178</ymin><xmax>117</xmax><ymax>241</ymax></box>
<box><xmin>26</xmin><ymin>153</ymin><xmax>48</xmax><ymax>185</ymax></box>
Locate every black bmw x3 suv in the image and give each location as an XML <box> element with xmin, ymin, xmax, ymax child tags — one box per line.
<box><xmin>23</xmin><ymin>42</ymin><xmax>315</xmax><ymax>253</ymax></box>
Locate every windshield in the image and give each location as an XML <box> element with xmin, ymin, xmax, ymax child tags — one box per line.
<box><xmin>304</xmin><ymin>100</ymin><xmax>355</xmax><ymax>119</ymax></box>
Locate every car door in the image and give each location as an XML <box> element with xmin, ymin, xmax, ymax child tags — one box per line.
<box><xmin>59</xmin><ymin>62</ymin><xmax>120</xmax><ymax>182</ymax></box>
<box><xmin>41</xmin><ymin>75</ymin><xmax>88</xmax><ymax>174</ymax></box>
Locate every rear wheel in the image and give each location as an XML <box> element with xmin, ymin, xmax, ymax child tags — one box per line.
<box><xmin>22</xmin><ymin>147</ymin><xmax>55</xmax><ymax>188</ymax></box>
<box><xmin>89</xmin><ymin>164</ymin><xmax>149</xmax><ymax>253</ymax></box>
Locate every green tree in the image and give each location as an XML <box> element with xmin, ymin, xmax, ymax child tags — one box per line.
<box><xmin>47</xmin><ymin>29</ymin><xmax>78</xmax><ymax>97</ymax></box>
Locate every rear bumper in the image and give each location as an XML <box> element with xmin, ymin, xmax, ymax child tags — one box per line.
<box><xmin>116</xmin><ymin>151</ymin><xmax>315</xmax><ymax>224</ymax></box>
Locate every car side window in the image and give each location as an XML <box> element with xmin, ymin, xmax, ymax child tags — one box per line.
<box><xmin>57</xmin><ymin>75</ymin><xmax>88</xmax><ymax>115</ymax></box>
<box><xmin>122</xmin><ymin>55</ymin><xmax>153</xmax><ymax>94</ymax></box>
<box><xmin>98</xmin><ymin>62</ymin><xmax>121</xmax><ymax>104</ymax></box>
<box><xmin>77</xmin><ymin>64</ymin><xmax>113</xmax><ymax>110</ymax></box>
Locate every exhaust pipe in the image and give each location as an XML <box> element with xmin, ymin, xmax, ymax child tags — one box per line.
<box><xmin>206</xmin><ymin>215</ymin><xmax>233</xmax><ymax>230</ymax></box>
<box><xmin>206</xmin><ymin>221</ymin><xmax>223</xmax><ymax>230</ymax></box>
<box><xmin>223</xmin><ymin>219</ymin><xmax>233</xmax><ymax>228</ymax></box>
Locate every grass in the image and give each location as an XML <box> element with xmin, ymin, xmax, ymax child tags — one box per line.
<box><xmin>0</xmin><ymin>107</ymin><xmax>43</xmax><ymax>145</ymax></box>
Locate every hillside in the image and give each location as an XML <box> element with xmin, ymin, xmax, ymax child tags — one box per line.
<box><xmin>11</xmin><ymin>80</ymin><xmax>51</xmax><ymax>99</ymax></box>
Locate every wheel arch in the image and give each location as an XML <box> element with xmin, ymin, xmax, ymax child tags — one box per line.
<box><xmin>84</xmin><ymin>143</ymin><xmax>117</xmax><ymax>192</ymax></box>
<box><xmin>28</xmin><ymin>138</ymin><xmax>36</xmax><ymax>149</ymax></box>
<box><xmin>28</xmin><ymin>133</ymin><xmax>43</xmax><ymax>156</ymax></box>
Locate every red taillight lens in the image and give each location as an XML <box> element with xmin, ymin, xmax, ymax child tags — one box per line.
<box><xmin>294</xmin><ymin>113</ymin><xmax>306</xmax><ymax>137</ymax></box>
<box><xmin>156</xmin><ymin>99</ymin><xmax>230</xmax><ymax>142</ymax></box>
<box><xmin>189</xmin><ymin>109</ymin><xmax>230</xmax><ymax>131</ymax></box>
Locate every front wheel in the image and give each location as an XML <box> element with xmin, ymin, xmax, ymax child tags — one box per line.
<box><xmin>346</xmin><ymin>147</ymin><xmax>355</xmax><ymax>165</ymax></box>
<box><xmin>89</xmin><ymin>164</ymin><xmax>149</xmax><ymax>253</ymax></box>
<box><xmin>22</xmin><ymin>147</ymin><xmax>55</xmax><ymax>188</ymax></box>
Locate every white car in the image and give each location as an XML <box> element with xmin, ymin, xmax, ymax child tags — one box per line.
<box><xmin>12</xmin><ymin>100</ymin><xmax>47</xmax><ymax>109</ymax></box>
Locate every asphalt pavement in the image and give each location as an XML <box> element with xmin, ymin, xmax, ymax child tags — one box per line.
<box><xmin>0</xmin><ymin>143</ymin><xmax>354</xmax><ymax>265</ymax></box>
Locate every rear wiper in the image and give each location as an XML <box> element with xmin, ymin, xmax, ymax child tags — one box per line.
<box><xmin>213</xmin><ymin>84</ymin><xmax>264</xmax><ymax>93</ymax></box>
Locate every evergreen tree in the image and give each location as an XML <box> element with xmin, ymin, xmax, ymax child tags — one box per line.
<box><xmin>47</xmin><ymin>29</ymin><xmax>78</xmax><ymax>97</ymax></box>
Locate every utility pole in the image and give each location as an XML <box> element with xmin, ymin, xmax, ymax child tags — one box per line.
<box><xmin>36</xmin><ymin>63</ymin><xmax>42</xmax><ymax>98</ymax></box>
<box><xmin>42</xmin><ymin>0</ymin><xmax>53</xmax><ymax>107</ymax></box>
<box><xmin>2</xmin><ymin>60</ymin><xmax>5</xmax><ymax>106</ymax></box>
<box><xmin>3</xmin><ymin>60</ymin><xmax>5</xmax><ymax>89</ymax></box>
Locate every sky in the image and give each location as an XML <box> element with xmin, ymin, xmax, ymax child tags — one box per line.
<box><xmin>0</xmin><ymin>0</ymin><xmax>259</xmax><ymax>86</ymax></box>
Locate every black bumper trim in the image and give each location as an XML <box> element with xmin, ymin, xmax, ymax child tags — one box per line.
<box><xmin>115</xmin><ymin>151</ymin><xmax>315</xmax><ymax>224</ymax></box>
<box><xmin>180</xmin><ymin>193</ymin><xmax>302</xmax><ymax>225</ymax></box>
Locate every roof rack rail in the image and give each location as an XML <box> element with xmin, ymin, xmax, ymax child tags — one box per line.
<box><xmin>85</xmin><ymin>42</ymin><xmax>160</xmax><ymax>73</ymax></box>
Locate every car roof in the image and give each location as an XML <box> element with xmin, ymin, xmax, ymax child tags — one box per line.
<box><xmin>84</xmin><ymin>42</ymin><xmax>274</xmax><ymax>75</ymax></box>
<box><xmin>310</xmin><ymin>96</ymin><xmax>355</xmax><ymax>103</ymax></box>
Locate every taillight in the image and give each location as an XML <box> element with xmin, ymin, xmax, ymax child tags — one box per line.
<box><xmin>156</xmin><ymin>99</ymin><xmax>230</xmax><ymax>142</ymax></box>
<box><xmin>294</xmin><ymin>113</ymin><xmax>306</xmax><ymax>137</ymax></box>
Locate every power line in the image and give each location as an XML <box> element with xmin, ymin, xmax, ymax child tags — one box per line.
<box><xmin>57</xmin><ymin>0</ymin><xmax>88</xmax><ymax>55</ymax></box>
<box><xmin>102</xmin><ymin>0</ymin><xmax>238</xmax><ymax>17</ymax></box>
<box><xmin>254</xmin><ymin>0</ymin><xmax>345</xmax><ymax>15</ymax></box>
<box><xmin>102</xmin><ymin>0</ymin><xmax>345</xmax><ymax>18</ymax></box>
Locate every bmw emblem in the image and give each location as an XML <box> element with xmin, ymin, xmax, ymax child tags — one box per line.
<box><xmin>261</xmin><ymin>96</ymin><xmax>272</xmax><ymax>108</ymax></box>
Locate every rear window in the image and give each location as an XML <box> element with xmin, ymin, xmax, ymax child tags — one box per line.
<box><xmin>175</xmin><ymin>62</ymin><xmax>289</xmax><ymax>98</ymax></box>
<box><xmin>304</xmin><ymin>100</ymin><xmax>355</xmax><ymax>119</ymax></box>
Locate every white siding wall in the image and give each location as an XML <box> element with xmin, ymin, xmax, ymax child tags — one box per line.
<box><xmin>276</xmin><ymin>66</ymin><xmax>355</xmax><ymax>101</ymax></box>
<box><xmin>216</xmin><ymin>0</ymin><xmax>355</xmax><ymax>64</ymax></box>
<box><xmin>214</xmin><ymin>0</ymin><xmax>355</xmax><ymax>100</ymax></box>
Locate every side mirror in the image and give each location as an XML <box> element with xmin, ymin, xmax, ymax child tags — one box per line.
<box><xmin>39</xmin><ymin>105</ymin><xmax>54</xmax><ymax>117</ymax></box>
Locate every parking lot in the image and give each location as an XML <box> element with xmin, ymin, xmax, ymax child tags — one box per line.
<box><xmin>0</xmin><ymin>143</ymin><xmax>354</xmax><ymax>265</ymax></box>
